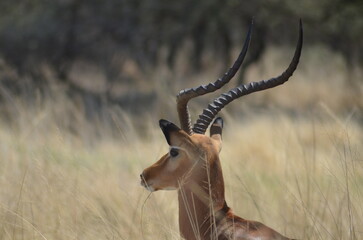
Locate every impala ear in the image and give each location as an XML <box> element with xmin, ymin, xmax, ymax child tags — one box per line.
<box><xmin>210</xmin><ymin>117</ymin><xmax>223</xmax><ymax>152</ymax></box>
<box><xmin>159</xmin><ymin>119</ymin><xmax>182</xmax><ymax>145</ymax></box>
<box><xmin>210</xmin><ymin>117</ymin><xmax>223</xmax><ymax>137</ymax></box>
<box><xmin>210</xmin><ymin>117</ymin><xmax>223</xmax><ymax>136</ymax></box>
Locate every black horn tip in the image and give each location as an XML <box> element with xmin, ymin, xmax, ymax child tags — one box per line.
<box><xmin>298</xmin><ymin>19</ymin><xmax>303</xmax><ymax>45</ymax></box>
<box><xmin>249</xmin><ymin>17</ymin><xmax>254</xmax><ymax>29</ymax></box>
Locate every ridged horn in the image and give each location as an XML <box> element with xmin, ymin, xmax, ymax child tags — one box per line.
<box><xmin>193</xmin><ymin>20</ymin><xmax>303</xmax><ymax>134</ymax></box>
<box><xmin>176</xmin><ymin>21</ymin><xmax>253</xmax><ymax>135</ymax></box>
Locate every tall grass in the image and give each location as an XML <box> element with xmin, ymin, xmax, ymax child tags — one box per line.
<box><xmin>0</xmin><ymin>45</ymin><xmax>362</xmax><ymax>239</ymax></box>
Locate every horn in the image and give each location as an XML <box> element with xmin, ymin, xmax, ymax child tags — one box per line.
<box><xmin>176</xmin><ymin>21</ymin><xmax>253</xmax><ymax>135</ymax></box>
<box><xmin>193</xmin><ymin>20</ymin><xmax>303</xmax><ymax>134</ymax></box>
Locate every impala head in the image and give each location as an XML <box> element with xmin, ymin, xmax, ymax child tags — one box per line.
<box><xmin>140</xmin><ymin>117</ymin><xmax>224</xmax><ymax>192</ymax></box>
<box><xmin>140</xmin><ymin>20</ymin><xmax>303</xmax><ymax>192</ymax></box>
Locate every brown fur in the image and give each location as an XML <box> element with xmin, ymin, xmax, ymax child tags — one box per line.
<box><xmin>141</xmin><ymin>128</ymin><xmax>294</xmax><ymax>240</ymax></box>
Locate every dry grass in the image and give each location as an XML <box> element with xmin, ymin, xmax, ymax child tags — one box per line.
<box><xmin>0</xmin><ymin>46</ymin><xmax>362</xmax><ymax>240</ymax></box>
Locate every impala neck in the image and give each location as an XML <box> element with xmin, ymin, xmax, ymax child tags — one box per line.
<box><xmin>177</xmin><ymin>156</ymin><xmax>227</xmax><ymax>240</ymax></box>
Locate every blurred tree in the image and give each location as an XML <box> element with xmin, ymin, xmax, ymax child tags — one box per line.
<box><xmin>0</xmin><ymin>0</ymin><xmax>362</xmax><ymax>99</ymax></box>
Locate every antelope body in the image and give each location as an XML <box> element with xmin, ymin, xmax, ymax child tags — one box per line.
<box><xmin>141</xmin><ymin>20</ymin><xmax>303</xmax><ymax>240</ymax></box>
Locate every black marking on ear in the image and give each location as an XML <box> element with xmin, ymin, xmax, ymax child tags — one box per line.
<box><xmin>210</xmin><ymin>117</ymin><xmax>223</xmax><ymax>137</ymax></box>
<box><xmin>159</xmin><ymin>119</ymin><xmax>181</xmax><ymax>145</ymax></box>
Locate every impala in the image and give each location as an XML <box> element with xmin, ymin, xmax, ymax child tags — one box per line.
<box><xmin>140</xmin><ymin>20</ymin><xmax>303</xmax><ymax>240</ymax></box>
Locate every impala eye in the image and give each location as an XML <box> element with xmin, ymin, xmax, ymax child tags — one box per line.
<box><xmin>170</xmin><ymin>148</ymin><xmax>179</xmax><ymax>157</ymax></box>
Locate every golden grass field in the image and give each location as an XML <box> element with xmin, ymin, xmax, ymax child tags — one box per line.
<box><xmin>0</xmin><ymin>46</ymin><xmax>362</xmax><ymax>239</ymax></box>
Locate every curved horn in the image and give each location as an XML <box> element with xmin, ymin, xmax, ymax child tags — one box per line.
<box><xmin>193</xmin><ymin>20</ymin><xmax>303</xmax><ymax>134</ymax></box>
<box><xmin>176</xmin><ymin>21</ymin><xmax>253</xmax><ymax>135</ymax></box>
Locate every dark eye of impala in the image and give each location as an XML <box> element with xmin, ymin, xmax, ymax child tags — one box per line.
<box><xmin>170</xmin><ymin>148</ymin><xmax>179</xmax><ymax>157</ymax></box>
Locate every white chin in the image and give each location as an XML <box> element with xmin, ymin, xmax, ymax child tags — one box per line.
<box><xmin>145</xmin><ymin>185</ymin><xmax>155</xmax><ymax>192</ymax></box>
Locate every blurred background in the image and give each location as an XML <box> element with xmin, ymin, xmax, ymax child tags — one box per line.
<box><xmin>0</xmin><ymin>1</ymin><xmax>362</xmax><ymax>239</ymax></box>
<box><xmin>0</xmin><ymin>0</ymin><xmax>362</xmax><ymax>133</ymax></box>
